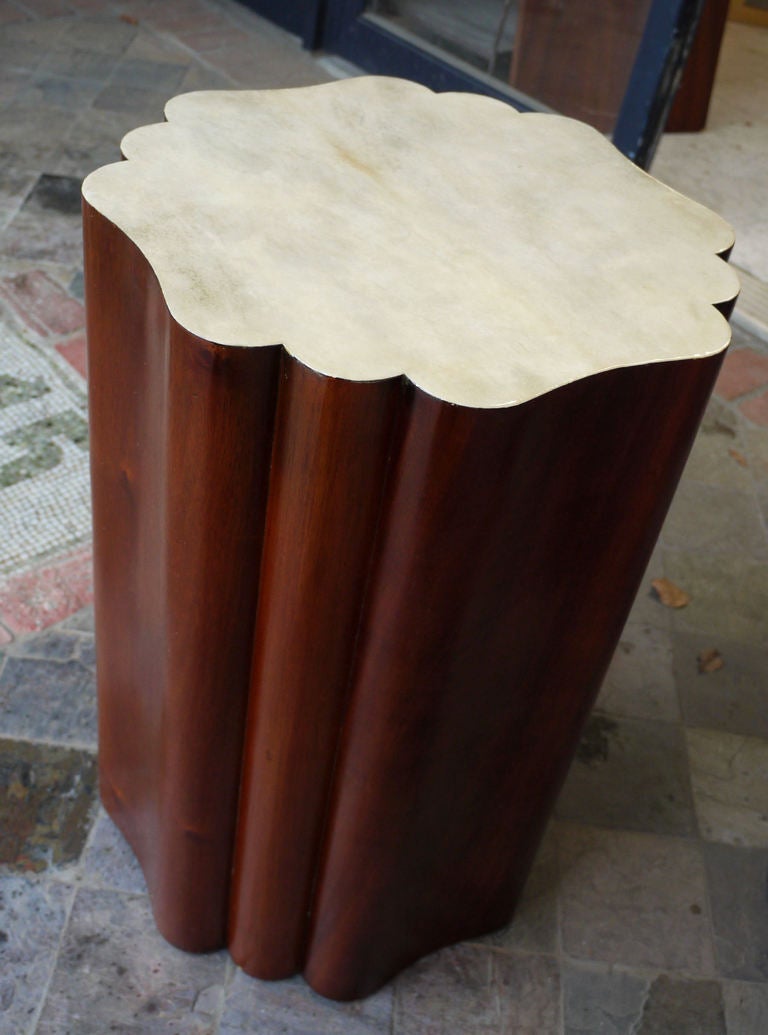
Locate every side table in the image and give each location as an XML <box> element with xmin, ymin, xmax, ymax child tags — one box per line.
<box><xmin>81</xmin><ymin>77</ymin><xmax>738</xmax><ymax>1002</ymax></box>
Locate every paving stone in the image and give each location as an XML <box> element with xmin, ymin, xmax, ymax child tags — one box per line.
<box><xmin>493</xmin><ymin>951</ymin><xmax>561</xmax><ymax>1035</ymax></box>
<box><xmin>40</xmin><ymin>46</ymin><xmax>117</xmax><ymax>80</ymax></box>
<box><xmin>202</xmin><ymin>40</ymin><xmax>330</xmax><ymax>89</ymax></box>
<box><xmin>76</xmin><ymin>635</ymin><xmax>95</xmax><ymax>669</ymax></box>
<box><xmin>0</xmin><ymin>41</ymin><xmax>46</xmax><ymax>75</ymax></box>
<box><xmin>6</xmin><ymin>627</ymin><xmax>80</xmax><ymax>661</ymax></box>
<box><xmin>0</xmin><ymin>269</ymin><xmax>84</xmax><ymax>338</ymax></box>
<box><xmin>723</xmin><ymin>980</ymin><xmax>768</xmax><ymax>1033</ymax></box>
<box><xmin>92</xmin><ymin>82</ymin><xmax>173</xmax><ymax>120</ymax></box>
<box><xmin>0</xmin><ymin>166</ymin><xmax>35</xmax><ymax>214</ymax></box>
<box><xmin>0</xmin><ymin>65</ymin><xmax>33</xmax><ymax>105</ymax></box>
<box><xmin>67</xmin><ymin>269</ymin><xmax>83</xmax><ymax>301</ymax></box>
<box><xmin>80</xmin><ymin>811</ymin><xmax>147</xmax><ymax>895</ymax></box>
<box><xmin>35</xmin><ymin>887</ymin><xmax>227</xmax><ymax>1035</ymax></box>
<box><xmin>661</xmin><ymin>482</ymin><xmax>768</xmax><ymax>561</ymax></box>
<box><xmin>740</xmin><ymin>390</ymin><xmax>768</xmax><ymax>428</ymax></box>
<box><xmin>143</xmin><ymin>4</ymin><xmax>234</xmax><ymax>34</ymax></box>
<box><xmin>1</xmin><ymin>206</ymin><xmax>83</xmax><ymax>267</ymax></box>
<box><xmin>562</xmin><ymin>961</ymin><xmax>649</xmax><ymax>1035</ymax></box>
<box><xmin>120</xmin><ymin>27</ymin><xmax>195</xmax><ymax>66</ymax></box>
<box><xmin>54</xmin><ymin>15</ymin><xmax>138</xmax><ymax>56</ymax></box>
<box><xmin>556</xmin><ymin>714</ymin><xmax>697</xmax><ymax>837</ymax></box>
<box><xmin>0</xmin><ymin>655</ymin><xmax>96</xmax><ymax>746</ymax></box>
<box><xmin>51</xmin><ymin>107</ymin><xmax>144</xmax><ymax>178</ymax></box>
<box><xmin>17</xmin><ymin>0</ymin><xmax>72</xmax><ymax>16</ymax></box>
<box><xmin>681</xmin><ymin>405</ymin><xmax>754</xmax><ymax>493</ymax></box>
<box><xmin>558</xmin><ymin>824</ymin><xmax>714</xmax><ymax>974</ymax></box>
<box><xmin>475</xmin><ymin>827</ymin><xmax>558</xmax><ymax>956</ymax></box>
<box><xmin>0</xmin><ymin>547</ymin><xmax>93</xmax><ymax>636</ymax></box>
<box><xmin>391</xmin><ymin>944</ymin><xmax>560</xmax><ymax>1035</ymax></box>
<box><xmin>634</xmin><ymin>974</ymin><xmax>726</xmax><ymax>1034</ymax></box>
<box><xmin>596</xmin><ymin>622</ymin><xmax>679</xmax><ymax>722</ymax></box>
<box><xmin>715</xmin><ymin>347</ymin><xmax>768</xmax><ymax>401</ymax></box>
<box><xmin>0</xmin><ymin>0</ymin><xmax>29</xmax><ymax>25</ymax></box>
<box><xmin>68</xmin><ymin>0</ymin><xmax>112</xmax><ymax>11</ymax></box>
<box><xmin>221</xmin><ymin>968</ymin><xmax>394</xmax><ymax>1034</ymax></box>
<box><xmin>172</xmin><ymin>22</ymin><xmax>248</xmax><ymax>53</ymax></box>
<box><xmin>179</xmin><ymin>63</ymin><xmax>236</xmax><ymax>92</ymax></box>
<box><xmin>664</xmin><ymin>549</ymin><xmax>768</xmax><ymax>645</ymax></box>
<box><xmin>55</xmin><ymin>333</ymin><xmax>87</xmax><ymax>379</ymax></box>
<box><xmin>742</xmin><ymin>421</ymin><xmax>768</xmax><ymax>486</ymax></box>
<box><xmin>0</xmin><ymin>737</ymin><xmax>97</xmax><ymax>872</ymax></box>
<box><xmin>0</xmin><ymin>14</ymin><xmax>69</xmax><ymax>49</ymax></box>
<box><xmin>674</xmin><ymin>630</ymin><xmax>768</xmax><ymax>738</ymax></box>
<box><xmin>60</xmin><ymin>604</ymin><xmax>94</xmax><ymax>633</ymax></box>
<box><xmin>109</xmin><ymin>57</ymin><xmax>188</xmax><ymax>91</ymax></box>
<box><xmin>0</xmin><ymin>875</ymin><xmax>74</xmax><ymax>1034</ymax></box>
<box><xmin>620</xmin><ymin>540</ymin><xmax>672</xmax><ymax>628</ymax></box>
<box><xmin>687</xmin><ymin>728</ymin><xmax>768</xmax><ymax>847</ymax></box>
<box><xmin>23</xmin><ymin>174</ymin><xmax>83</xmax><ymax>218</ymax></box>
<box><xmin>704</xmin><ymin>842</ymin><xmax>768</xmax><ymax>982</ymax></box>
<box><xmin>0</xmin><ymin>104</ymin><xmax>74</xmax><ymax>171</ymax></box>
<box><xmin>16</xmin><ymin>74</ymin><xmax>102</xmax><ymax>112</ymax></box>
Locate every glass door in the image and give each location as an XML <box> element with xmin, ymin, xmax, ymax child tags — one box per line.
<box><xmin>237</xmin><ymin>0</ymin><xmax>707</xmax><ymax>168</ymax></box>
<box><xmin>321</xmin><ymin>0</ymin><xmax>707</xmax><ymax>167</ymax></box>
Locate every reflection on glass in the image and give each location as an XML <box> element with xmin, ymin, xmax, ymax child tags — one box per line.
<box><xmin>366</xmin><ymin>0</ymin><xmax>653</xmax><ymax>135</ymax></box>
<box><xmin>368</xmin><ymin>0</ymin><xmax>518</xmax><ymax>80</ymax></box>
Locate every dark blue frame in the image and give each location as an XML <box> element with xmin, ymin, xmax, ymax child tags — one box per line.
<box><xmin>322</xmin><ymin>0</ymin><xmax>539</xmax><ymax>108</ymax></box>
<box><xmin>236</xmin><ymin>0</ymin><xmax>325</xmax><ymax>47</ymax></box>
<box><xmin>614</xmin><ymin>0</ymin><xmax>705</xmax><ymax>167</ymax></box>
<box><xmin>237</xmin><ymin>0</ymin><xmax>704</xmax><ymax>167</ymax></box>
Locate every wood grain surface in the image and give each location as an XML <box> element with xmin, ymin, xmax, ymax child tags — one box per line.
<box><xmin>85</xmin><ymin>201</ymin><xmax>279</xmax><ymax>950</ymax></box>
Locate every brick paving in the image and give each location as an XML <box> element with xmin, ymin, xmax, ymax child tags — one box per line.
<box><xmin>0</xmin><ymin>1</ymin><xmax>767</xmax><ymax>1032</ymax></box>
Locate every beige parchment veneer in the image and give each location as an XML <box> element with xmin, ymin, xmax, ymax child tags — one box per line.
<box><xmin>81</xmin><ymin>75</ymin><xmax>738</xmax><ymax>408</ymax></box>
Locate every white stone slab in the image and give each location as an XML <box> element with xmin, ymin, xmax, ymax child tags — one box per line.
<box><xmin>82</xmin><ymin>77</ymin><xmax>739</xmax><ymax>408</ymax></box>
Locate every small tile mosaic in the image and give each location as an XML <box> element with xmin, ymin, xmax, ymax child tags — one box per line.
<box><xmin>0</xmin><ymin>546</ymin><xmax>93</xmax><ymax>635</ymax></box>
<box><xmin>0</xmin><ymin>320</ymin><xmax>90</xmax><ymax>577</ymax></box>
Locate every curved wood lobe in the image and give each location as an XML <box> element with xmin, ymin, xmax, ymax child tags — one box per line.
<box><xmin>303</xmin><ymin>352</ymin><xmax>724</xmax><ymax>1001</ymax></box>
<box><xmin>84</xmin><ymin>201</ymin><xmax>279</xmax><ymax>951</ymax></box>
<box><xmin>228</xmin><ymin>359</ymin><xmax>405</xmax><ymax>980</ymax></box>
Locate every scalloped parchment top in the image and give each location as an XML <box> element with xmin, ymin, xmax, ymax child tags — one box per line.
<box><xmin>81</xmin><ymin>77</ymin><xmax>739</xmax><ymax>408</ymax></box>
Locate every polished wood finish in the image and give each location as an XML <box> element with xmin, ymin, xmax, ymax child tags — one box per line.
<box><xmin>667</xmin><ymin>0</ymin><xmax>730</xmax><ymax>132</ymax></box>
<box><xmin>511</xmin><ymin>0</ymin><xmax>729</xmax><ymax>135</ymax></box>
<box><xmin>84</xmin><ymin>201</ymin><xmax>279</xmax><ymax>950</ymax></box>
<box><xmin>303</xmin><ymin>352</ymin><xmax>725</xmax><ymax>1000</ymax></box>
<box><xmin>510</xmin><ymin>0</ymin><xmax>651</xmax><ymax>132</ymax></box>
<box><xmin>229</xmin><ymin>360</ymin><xmax>405</xmax><ymax>980</ymax></box>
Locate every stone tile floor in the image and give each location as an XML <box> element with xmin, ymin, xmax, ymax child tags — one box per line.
<box><xmin>0</xmin><ymin>0</ymin><xmax>767</xmax><ymax>1031</ymax></box>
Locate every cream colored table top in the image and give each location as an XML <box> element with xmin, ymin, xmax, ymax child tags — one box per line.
<box><xmin>82</xmin><ymin>76</ymin><xmax>739</xmax><ymax>408</ymax></box>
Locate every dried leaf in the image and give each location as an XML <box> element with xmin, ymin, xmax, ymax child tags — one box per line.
<box><xmin>120</xmin><ymin>14</ymin><xmax>139</xmax><ymax>24</ymax></box>
<box><xmin>651</xmin><ymin>577</ymin><xmax>691</xmax><ymax>609</ymax></box>
<box><xmin>728</xmin><ymin>448</ymin><xmax>748</xmax><ymax>467</ymax></box>
<box><xmin>698</xmin><ymin>648</ymin><xmax>724</xmax><ymax>674</ymax></box>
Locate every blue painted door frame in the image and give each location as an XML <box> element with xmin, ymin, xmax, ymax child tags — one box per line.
<box><xmin>237</xmin><ymin>0</ymin><xmax>704</xmax><ymax>168</ymax></box>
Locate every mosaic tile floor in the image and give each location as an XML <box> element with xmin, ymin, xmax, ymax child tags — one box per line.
<box><xmin>0</xmin><ymin>1</ymin><xmax>767</xmax><ymax>1032</ymax></box>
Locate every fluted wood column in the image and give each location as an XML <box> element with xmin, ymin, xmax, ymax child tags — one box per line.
<box><xmin>82</xmin><ymin>77</ymin><xmax>739</xmax><ymax>1002</ymax></box>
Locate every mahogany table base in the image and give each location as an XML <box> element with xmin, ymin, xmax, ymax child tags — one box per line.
<box><xmin>85</xmin><ymin>204</ymin><xmax>729</xmax><ymax>1002</ymax></box>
